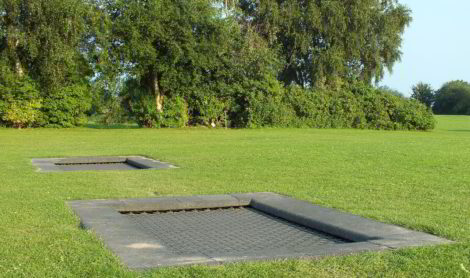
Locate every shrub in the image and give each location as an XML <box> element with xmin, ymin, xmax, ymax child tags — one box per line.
<box><xmin>249</xmin><ymin>92</ymin><xmax>296</xmax><ymax>128</ymax></box>
<box><xmin>98</xmin><ymin>98</ymin><xmax>129</xmax><ymax>126</ymax></box>
<box><xmin>0</xmin><ymin>71</ymin><xmax>43</xmax><ymax>128</ymax></box>
<box><xmin>161</xmin><ymin>96</ymin><xmax>189</xmax><ymax>128</ymax></box>
<box><xmin>228</xmin><ymin>73</ymin><xmax>288</xmax><ymax>128</ymax></box>
<box><xmin>228</xmin><ymin>84</ymin><xmax>435</xmax><ymax>131</ymax></box>
<box><xmin>188</xmin><ymin>95</ymin><xmax>227</xmax><ymax>127</ymax></box>
<box><xmin>284</xmin><ymin>86</ymin><xmax>366</xmax><ymax>129</ymax></box>
<box><xmin>121</xmin><ymin>81</ymin><xmax>188</xmax><ymax>128</ymax></box>
<box><xmin>39</xmin><ymin>84</ymin><xmax>92</xmax><ymax>127</ymax></box>
<box><xmin>361</xmin><ymin>88</ymin><xmax>435</xmax><ymax>130</ymax></box>
<box><xmin>394</xmin><ymin>99</ymin><xmax>436</xmax><ymax>130</ymax></box>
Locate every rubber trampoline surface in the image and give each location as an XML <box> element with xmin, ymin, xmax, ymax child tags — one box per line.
<box><xmin>123</xmin><ymin>207</ymin><xmax>349</xmax><ymax>257</ymax></box>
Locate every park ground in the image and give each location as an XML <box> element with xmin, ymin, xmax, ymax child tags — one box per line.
<box><xmin>0</xmin><ymin>116</ymin><xmax>469</xmax><ymax>277</ymax></box>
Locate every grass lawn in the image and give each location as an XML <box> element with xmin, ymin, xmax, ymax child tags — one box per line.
<box><xmin>0</xmin><ymin>115</ymin><xmax>469</xmax><ymax>277</ymax></box>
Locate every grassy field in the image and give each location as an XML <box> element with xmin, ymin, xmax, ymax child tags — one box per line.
<box><xmin>0</xmin><ymin>115</ymin><xmax>469</xmax><ymax>277</ymax></box>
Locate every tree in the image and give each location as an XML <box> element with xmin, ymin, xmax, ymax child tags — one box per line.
<box><xmin>99</xmin><ymin>0</ymin><xmax>282</xmax><ymax>127</ymax></box>
<box><xmin>237</xmin><ymin>0</ymin><xmax>412</xmax><ymax>88</ymax></box>
<box><xmin>102</xmin><ymin>0</ymin><xmax>232</xmax><ymax>114</ymax></box>
<box><xmin>0</xmin><ymin>0</ymin><xmax>95</xmax><ymax>126</ymax></box>
<box><xmin>411</xmin><ymin>82</ymin><xmax>434</xmax><ymax>108</ymax></box>
<box><xmin>1</xmin><ymin>0</ymin><xmax>428</xmax><ymax>130</ymax></box>
<box><xmin>433</xmin><ymin>80</ymin><xmax>470</xmax><ymax>115</ymax></box>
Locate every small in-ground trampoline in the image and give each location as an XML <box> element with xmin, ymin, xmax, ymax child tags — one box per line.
<box><xmin>32</xmin><ymin>156</ymin><xmax>176</xmax><ymax>172</ymax></box>
<box><xmin>68</xmin><ymin>193</ymin><xmax>452</xmax><ymax>269</ymax></box>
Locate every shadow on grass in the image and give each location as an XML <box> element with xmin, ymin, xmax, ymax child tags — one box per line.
<box><xmin>83</xmin><ymin>123</ymin><xmax>140</xmax><ymax>129</ymax></box>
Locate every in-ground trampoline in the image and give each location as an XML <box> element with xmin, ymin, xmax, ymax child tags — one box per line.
<box><xmin>68</xmin><ymin>193</ymin><xmax>452</xmax><ymax>269</ymax></box>
<box><xmin>32</xmin><ymin>156</ymin><xmax>176</xmax><ymax>172</ymax></box>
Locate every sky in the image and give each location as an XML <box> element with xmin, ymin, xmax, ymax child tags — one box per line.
<box><xmin>380</xmin><ymin>1</ymin><xmax>470</xmax><ymax>96</ymax></box>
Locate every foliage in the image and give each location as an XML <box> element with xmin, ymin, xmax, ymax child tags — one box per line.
<box><xmin>96</xmin><ymin>0</ymin><xmax>420</xmax><ymax>129</ymax></box>
<box><xmin>0</xmin><ymin>0</ymin><xmax>95</xmax><ymax>126</ymax></box>
<box><xmin>433</xmin><ymin>80</ymin><xmax>470</xmax><ymax>115</ymax></box>
<box><xmin>162</xmin><ymin>96</ymin><xmax>189</xmax><ymax>128</ymax></box>
<box><xmin>411</xmin><ymin>82</ymin><xmax>435</xmax><ymax>108</ymax></box>
<box><xmin>362</xmin><ymin>87</ymin><xmax>435</xmax><ymax>130</ymax></box>
<box><xmin>0</xmin><ymin>67</ymin><xmax>42</xmax><ymax>128</ymax></box>
<box><xmin>101</xmin><ymin>0</ymin><xmax>245</xmax><ymax>113</ymax></box>
<box><xmin>243</xmin><ymin>89</ymin><xmax>295</xmax><ymax>128</ymax></box>
<box><xmin>120</xmin><ymin>79</ymin><xmax>188</xmax><ymax>128</ymax></box>
<box><xmin>263</xmin><ymin>86</ymin><xmax>364</xmax><ymax>129</ymax></box>
<box><xmin>1</xmin><ymin>0</ymin><xmax>425</xmax><ymax>130</ymax></box>
<box><xmin>120</xmin><ymin>79</ymin><xmax>158</xmax><ymax>128</ymax></box>
<box><xmin>88</xmin><ymin>75</ymin><xmax>129</xmax><ymax>125</ymax></box>
<box><xmin>220</xmin><ymin>27</ymin><xmax>285</xmax><ymax>128</ymax></box>
<box><xmin>237</xmin><ymin>0</ymin><xmax>412</xmax><ymax>88</ymax></box>
<box><xmin>100</xmin><ymin>0</ymin><xmax>285</xmax><ymax>128</ymax></box>
<box><xmin>97</xmin><ymin>98</ymin><xmax>129</xmax><ymax>126</ymax></box>
<box><xmin>39</xmin><ymin>84</ymin><xmax>92</xmax><ymax>127</ymax></box>
<box><xmin>188</xmin><ymin>95</ymin><xmax>227</xmax><ymax>127</ymax></box>
<box><xmin>378</xmin><ymin>86</ymin><xmax>405</xmax><ymax>98</ymax></box>
<box><xmin>234</xmin><ymin>84</ymin><xmax>434</xmax><ymax>130</ymax></box>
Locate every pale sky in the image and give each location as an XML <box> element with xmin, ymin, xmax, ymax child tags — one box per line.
<box><xmin>380</xmin><ymin>1</ymin><xmax>470</xmax><ymax>96</ymax></box>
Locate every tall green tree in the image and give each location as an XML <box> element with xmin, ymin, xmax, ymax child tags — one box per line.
<box><xmin>433</xmin><ymin>80</ymin><xmax>470</xmax><ymax>115</ymax></box>
<box><xmin>237</xmin><ymin>0</ymin><xmax>412</xmax><ymax>88</ymax></box>
<box><xmin>102</xmin><ymin>0</ymin><xmax>231</xmax><ymax>114</ymax></box>
<box><xmin>0</xmin><ymin>0</ymin><xmax>95</xmax><ymax>126</ymax></box>
<box><xmin>411</xmin><ymin>82</ymin><xmax>434</xmax><ymax>108</ymax></box>
<box><xmin>99</xmin><ymin>0</ymin><xmax>282</xmax><ymax>127</ymax></box>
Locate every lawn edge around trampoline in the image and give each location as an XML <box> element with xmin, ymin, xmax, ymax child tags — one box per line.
<box><xmin>68</xmin><ymin>193</ymin><xmax>453</xmax><ymax>269</ymax></box>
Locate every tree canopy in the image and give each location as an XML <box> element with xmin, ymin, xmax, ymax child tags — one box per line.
<box><xmin>1</xmin><ymin>0</ymin><xmax>435</xmax><ymax>130</ymax></box>
<box><xmin>106</xmin><ymin>0</ymin><xmax>241</xmax><ymax>107</ymax></box>
<box><xmin>0</xmin><ymin>0</ymin><xmax>93</xmax><ymax>88</ymax></box>
<box><xmin>0</xmin><ymin>0</ymin><xmax>95</xmax><ymax>126</ymax></box>
<box><xmin>237</xmin><ymin>0</ymin><xmax>412</xmax><ymax>88</ymax></box>
<box><xmin>433</xmin><ymin>80</ymin><xmax>470</xmax><ymax>115</ymax></box>
<box><xmin>97</xmin><ymin>0</ymin><xmax>282</xmax><ymax>127</ymax></box>
<box><xmin>411</xmin><ymin>82</ymin><xmax>434</xmax><ymax>108</ymax></box>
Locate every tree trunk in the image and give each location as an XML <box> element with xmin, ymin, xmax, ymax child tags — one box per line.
<box><xmin>15</xmin><ymin>59</ymin><xmax>24</xmax><ymax>77</ymax></box>
<box><xmin>153</xmin><ymin>74</ymin><xmax>164</xmax><ymax>113</ymax></box>
<box><xmin>224</xmin><ymin>0</ymin><xmax>236</xmax><ymax>10</ymax></box>
<box><xmin>12</xmin><ymin>38</ymin><xmax>24</xmax><ymax>77</ymax></box>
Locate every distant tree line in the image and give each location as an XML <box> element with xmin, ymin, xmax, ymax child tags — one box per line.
<box><xmin>411</xmin><ymin>81</ymin><xmax>470</xmax><ymax>115</ymax></box>
<box><xmin>0</xmin><ymin>0</ymin><xmax>435</xmax><ymax>130</ymax></box>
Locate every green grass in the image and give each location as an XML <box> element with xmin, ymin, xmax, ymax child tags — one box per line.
<box><xmin>0</xmin><ymin>115</ymin><xmax>469</xmax><ymax>277</ymax></box>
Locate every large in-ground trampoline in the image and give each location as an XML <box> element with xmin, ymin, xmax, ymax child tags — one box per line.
<box><xmin>68</xmin><ymin>193</ymin><xmax>452</xmax><ymax>269</ymax></box>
